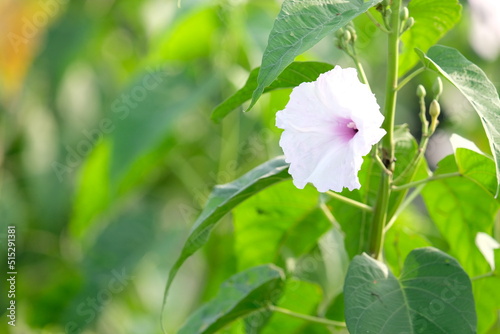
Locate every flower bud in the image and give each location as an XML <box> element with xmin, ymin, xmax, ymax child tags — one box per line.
<box><xmin>401</xmin><ymin>7</ymin><xmax>409</xmax><ymax>21</ymax></box>
<box><xmin>335</xmin><ymin>28</ymin><xmax>346</xmax><ymax>50</ymax></box>
<box><xmin>347</xmin><ymin>26</ymin><xmax>357</xmax><ymax>42</ymax></box>
<box><xmin>407</xmin><ymin>17</ymin><xmax>415</xmax><ymax>28</ymax></box>
<box><xmin>429</xmin><ymin>99</ymin><xmax>440</xmax><ymax>118</ymax></box>
<box><xmin>343</xmin><ymin>30</ymin><xmax>352</xmax><ymax>43</ymax></box>
<box><xmin>429</xmin><ymin>99</ymin><xmax>441</xmax><ymax>133</ymax></box>
<box><xmin>401</xmin><ymin>17</ymin><xmax>414</xmax><ymax>33</ymax></box>
<box><xmin>433</xmin><ymin>77</ymin><xmax>443</xmax><ymax>99</ymax></box>
<box><xmin>417</xmin><ymin>85</ymin><xmax>426</xmax><ymax>99</ymax></box>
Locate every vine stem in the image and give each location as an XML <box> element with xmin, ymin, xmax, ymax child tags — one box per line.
<box><xmin>354</xmin><ymin>57</ymin><xmax>370</xmax><ymax>89</ymax></box>
<box><xmin>351</xmin><ymin>46</ymin><xmax>370</xmax><ymax>89</ymax></box>
<box><xmin>365</xmin><ymin>10</ymin><xmax>390</xmax><ymax>34</ymax></box>
<box><xmin>393</xmin><ymin>90</ymin><xmax>433</xmax><ymax>185</ymax></box>
<box><xmin>395</xmin><ymin>67</ymin><xmax>425</xmax><ymax>91</ymax></box>
<box><xmin>367</xmin><ymin>0</ymin><xmax>402</xmax><ymax>259</ymax></box>
<box><xmin>268</xmin><ymin>306</ymin><xmax>346</xmax><ymax>327</ymax></box>
<box><xmin>325</xmin><ymin>191</ymin><xmax>373</xmax><ymax>212</ymax></box>
<box><xmin>471</xmin><ymin>272</ymin><xmax>495</xmax><ymax>281</ymax></box>
<box><xmin>391</xmin><ymin>172</ymin><xmax>461</xmax><ymax>191</ymax></box>
<box><xmin>384</xmin><ymin>184</ymin><xmax>425</xmax><ymax>233</ymax></box>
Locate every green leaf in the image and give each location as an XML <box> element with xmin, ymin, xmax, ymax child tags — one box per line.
<box><xmin>455</xmin><ymin>148</ymin><xmax>498</xmax><ymax>197</ymax></box>
<box><xmin>422</xmin><ymin>151</ymin><xmax>499</xmax><ymax>275</ymax></box>
<box><xmin>212</xmin><ymin>61</ymin><xmax>334</xmax><ymax>123</ymax></box>
<box><xmin>233</xmin><ymin>181</ymin><xmax>330</xmax><ymax>270</ymax></box>
<box><xmin>399</xmin><ymin>0</ymin><xmax>461</xmax><ymax>76</ymax></box>
<box><xmin>178</xmin><ymin>264</ymin><xmax>285</xmax><ymax>334</ymax></box>
<box><xmin>344</xmin><ymin>248</ymin><xmax>476</xmax><ymax>334</ymax></box>
<box><xmin>417</xmin><ymin>45</ymin><xmax>500</xmax><ymax>195</ymax></box>
<box><xmin>250</xmin><ymin>0</ymin><xmax>383</xmax><ymax>109</ymax></box>
<box><xmin>162</xmin><ymin>157</ymin><xmax>290</xmax><ymax>316</ymax></box>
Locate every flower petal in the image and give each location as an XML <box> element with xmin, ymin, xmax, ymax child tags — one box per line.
<box><xmin>276</xmin><ymin>65</ymin><xmax>385</xmax><ymax>192</ymax></box>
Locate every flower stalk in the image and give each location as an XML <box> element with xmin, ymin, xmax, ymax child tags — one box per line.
<box><xmin>268</xmin><ymin>305</ymin><xmax>346</xmax><ymax>328</ymax></box>
<box><xmin>336</xmin><ymin>25</ymin><xmax>370</xmax><ymax>88</ymax></box>
<box><xmin>391</xmin><ymin>172</ymin><xmax>461</xmax><ymax>191</ymax></box>
<box><xmin>365</xmin><ymin>10</ymin><xmax>390</xmax><ymax>34</ymax></box>
<box><xmin>325</xmin><ymin>191</ymin><xmax>373</xmax><ymax>212</ymax></box>
<box><xmin>368</xmin><ymin>0</ymin><xmax>402</xmax><ymax>259</ymax></box>
<box><xmin>395</xmin><ymin>67</ymin><xmax>425</xmax><ymax>91</ymax></box>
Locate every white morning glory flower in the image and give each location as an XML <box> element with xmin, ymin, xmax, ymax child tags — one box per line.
<box><xmin>276</xmin><ymin>66</ymin><xmax>386</xmax><ymax>193</ymax></box>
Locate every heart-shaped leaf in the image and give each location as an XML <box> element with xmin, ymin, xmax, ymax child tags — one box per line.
<box><xmin>344</xmin><ymin>248</ymin><xmax>476</xmax><ymax>334</ymax></box>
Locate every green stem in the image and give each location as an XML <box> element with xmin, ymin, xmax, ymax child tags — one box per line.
<box><xmin>319</xmin><ymin>201</ymin><xmax>342</xmax><ymax>231</ymax></box>
<box><xmin>367</xmin><ymin>0</ymin><xmax>402</xmax><ymax>259</ymax></box>
<box><xmin>382</xmin><ymin>0</ymin><xmax>401</xmax><ymax>167</ymax></box>
<box><xmin>471</xmin><ymin>272</ymin><xmax>495</xmax><ymax>281</ymax></box>
<box><xmin>373</xmin><ymin>147</ymin><xmax>392</xmax><ymax>175</ymax></box>
<box><xmin>392</xmin><ymin>141</ymin><xmax>429</xmax><ymax>185</ymax></box>
<box><xmin>395</xmin><ymin>67</ymin><xmax>425</xmax><ymax>92</ymax></box>
<box><xmin>326</xmin><ymin>191</ymin><xmax>373</xmax><ymax>212</ymax></box>
<box><xmin>393</xmin><ymin>92</ymin><xmax>431</xmax><ymax>185</ymax></box>
<box><xmin>365</xmin><ymin>10</ymin><xmax>391</xmax><ymax>33</ymax></box>
<box><xmin>368</xmin><ymin>175</ymin><xmax>391</xmax><ymax>258</ymax></box>
<box><xmin>354</xmin><ymin>57</ymin><xmax>370</xmax><ymax>88</ymax></box>
<box><xmin>384</xmin><ymin>184</ymin><xmax>425</xmax><ymax>233</ymax></box>
<box><xmin>391</xmin><ymin>172</ymin><xmax>461</xmax><ymax>191</ymax></box>
<box><xmin>348</xmin><ymin>44</ymin><xmax>370</xmax><ymax>89</ymax></box>
<box><xmin>419</xmin><ymin>88</ymin><xmax>429</xmax><ymax>137</ymax></box>
<box><xmin>269</xmin><ymin>306</ymin><xmax>346</xmax><ymax>327</ymax></box>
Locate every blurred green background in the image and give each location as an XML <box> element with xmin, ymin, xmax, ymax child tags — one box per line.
<box><xmin>0</xmin><ymin>0</ymin><xmax>499</xmax><ymax>333</ymax></box>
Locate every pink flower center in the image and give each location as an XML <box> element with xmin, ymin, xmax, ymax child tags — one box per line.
<box><xmin>333</xmin><ymin>118</ymin><xmax>358</xmax><ymax>142</ymax></box>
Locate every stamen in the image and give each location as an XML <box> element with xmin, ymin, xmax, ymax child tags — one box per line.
<box><xmin>347</xmin><ymin>121</ymin><xmax>359</xmax><ymax>133</ymax></box>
